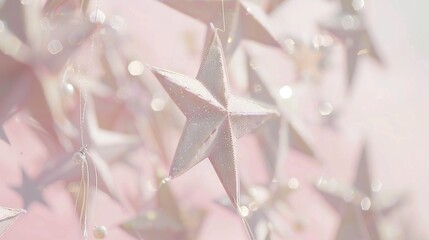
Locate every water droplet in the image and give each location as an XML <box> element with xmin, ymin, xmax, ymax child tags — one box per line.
<box><xmin>352</xmin><ymin>0</ymin><xmax>365</xmax><ymax>11</ymax></box>
<box><xmin>357</xmin><ymin>48</ymin><xmax>369</xmax><ymax>56</ymax></box>
<box><xmin>146</xmin><ymin>179</ymin><xmax>158</xmax><ymax>192</ymax></box>
<box><xmin>161</xmin><ymin>176</ymin><xmax>171</xmax><ymax>185</ymax></box>
<box><xmin>288</xmin><ymin>178</ymin><xmax>300</xmax><ymax>190</ymax></box>
<box><xmin>47</xmin><ymin>40</ymin><xmax>63</xmax><ymax>55</ymax></box>
<box><xmin>342</xmin><ymin>189</ymin><xmax>355</xmax><ymax>202</ymax></box>
<box><xmin>284</xmin><ymin>38</ymin><xmax>295</xmax><ymax>54</ymax></box>
<box><xmin>62</xmin><ymin>82</ymin><xmax>75</xmax><ymax>95</ymax></box>
<box><xmin>93</xmin><ymin>225</ymin><xmax>107</xmax><ymax>239</ymax></box>
<box><xmin>316</xmin><ymin>177</ymin><xmax>328</xmax><ymax>187</ymax></box>
<box><xmin>245</xmin><ymin>7</ymin><xmax>252</xmax><ymax>15</ymax></box>
<box><xmin>20</xmin><ymin>0</ymin><xmax>32</xmax><ymax>5</ymax></box>
<box><xmin>67</xmin><ymin>182</ymin><xmax>80</xmax><ymax>193</ymax></box>
<box><xmin>319</xmin><ymin>102</ymin><xmax>333</xmax><ymax>116</ymax></box>
<box><xmin>239</xmin><ymin>205</ymin><xmax>250</xmax><ymax>217</ymax></box>
<box><xmin>89</xmin><ymin>9</ymin><xmax>106</xmax><ymax>24</ymax></box>
<box><xmin>248</xmin><ymin>201</ymin><xmax>259</xmax><ymax>211</ymax></box>
<box><xmin>371</xmin><ymin>180</ymin><xmax>383</xmax><ymax>192</ymax></box>
<box><xmin>341</xmin><ymin>15</ymin><xmax>359</xmax><ymax>30</ymax></box>
<box><xmin>40</xmin><ymin>17</ymin><xmax>50</xmax><ymax>31</ymax></box>
<box><xmin>360</xmin><ymin>197</ymin><xmax>371</xmax><ymax>211</ymax></box>
<box><xmin>146</xmin><ymin>211</ymin><xmax>157</xmax><ymax>220</ymax></box>
<box><xmin>279</xmin><ymin>85</ymin><xmax>293</xmax><ymax>99</ymax></box>
<box><xmin>151</xmin><ymin>97</ymin><xmax>166</xmax><ymax>112</ymax></box>
<box><xmin>128</xmin><ymin>60</ymin><xmax>145</xmax><ymax>76</ymax></box>
<box><xmin>2</xmin><ymin>36</ymin><xmax>22</xmax><ymax>56</ymax></box>
<box><xmin>109</xmin><ymin>15</ymin><xmax>125</xmax><ymax>31</ymax></box>
<box><xmin>312</xmin><ymin>34</ymin><xmax>334</xmax><ymax>49</ymax></box>
<box><xmin>73</xmin><ymin>151</ymin><xmax>86</xmax><ymax>165</ymax></box>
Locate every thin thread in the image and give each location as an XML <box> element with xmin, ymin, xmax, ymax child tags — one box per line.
<box><xmin>217</xmin><ymin>0</ymin><xmax>226</xmax><ymax>32</ymax></box>
<box><xmin>86</xmin><ymin>152</ymin><xmax>99</xmax><ymax>226</ymax></box>
<box><xmin>76</xmin><ymin>0</ymin><xmax>101</xmax><ymax>238</ymax></box>
<box><xmin>242</xmin><ymin>217</ymin><xmax>256</xmax><ymax>240</ymax></box>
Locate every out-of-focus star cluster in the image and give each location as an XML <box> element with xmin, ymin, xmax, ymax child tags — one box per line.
<box><xmin>1</xmin><ymin>0</ymin><xmax>428</xmax><ymax>239</ymax></box>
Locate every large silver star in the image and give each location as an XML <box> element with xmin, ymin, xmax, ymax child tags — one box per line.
<box><xmin>150</xmin><ymin>25</ymin><xmax>278</xmax><ymax>207</ymax></box>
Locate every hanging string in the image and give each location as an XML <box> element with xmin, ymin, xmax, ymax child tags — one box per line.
<box><xmin>218</xmin><ymin>0</ymin><xmax>226</xmax><ymax>33</ymax></box>
<box><xmin>75</xmin><ymin>0</ymin><xmax>101</xmax><ymax>239</ymax></box>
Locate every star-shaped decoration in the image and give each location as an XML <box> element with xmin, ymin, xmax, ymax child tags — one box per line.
<box><xmin>120</xmin><ymin>169</ymin><xmax>206</xmax><ymax>240</ymax></box>
<box><xmin>159</xmin><ymin>0</ymin><xmax>282</xmax><ymax>60</ymax></box>
<box><xmin>0</xmin><ymin>206</ymin><xmax>26</xmax><ymax>237</ymax></box>
<box><xmin>316</xmin><ymin>143</ymin><xmax>405</xmax><ymax>240</ymax></box>
<box><xmin>217</xmin><ymin>180</ymin><xmax>301</xmax><ymax>240</ymax></box>
<box><xmin>11</xmin><ymin>169</ymin><xmax>48</xmax><ymax>209</ymax></box>
<box><xmin>246</xmin><ymin>52</ymin><xmax>315</xmax><ymax>179</ymax></box>
<box><xmin>150</xmin><ymin>25</ymin><xmax>278</xmax><ymax>207</ymax></box>
<box><xmin>322</xmin><ymin>0</ymin><xmax>381</xmax><ymax>88</ymax></box>
<box><xmin>0</xmin><ymin>0</ymin><xmax>96</xmax><ymax>145</ymax></box>
<box><xmin>283</xmin><ymin>38</ymin><xmax>326</xmax><ymax>82</ymax></box>
<box><xmin>34</xmin><ymin>96</ymin><xmax>140</xmax><ymax>203</ymax></box>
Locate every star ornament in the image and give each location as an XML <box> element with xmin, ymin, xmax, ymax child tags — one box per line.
<box><xmin>159</xmin><ymin>0</ymin><xmax>282</xmax><ymax>60</ymax></box>
<box><xmin>149</xmin><ymin>25</ymin><xmax>278</xmax><ymax>207</ymax></box>
<box><xmin>316</xmin><ymin>144</ymin><xmax>404</xmax><ymax>240</ymax></box>
<box><xmin>246</xmin><ymin>52</ymin><xmax>315</xmax><ymax>181</ymax></box>
<box><xmin>0</xmin><ymin>206</ymin><xmax>26</xmax><ymax>237</ymax></box>
<box><xmin>11</xmin><ymin>169</ymin><xmax>48</xmax><ymax>209</ymax></box>
<box><xmin>322</xmin><ymin>13</ymin><xmax>381</xmax><ymax>88</ymax></box>
<box><xmin>120</xmin><ymin>169</ymin><xmax>206</xmax><ymax>240</ymax></box>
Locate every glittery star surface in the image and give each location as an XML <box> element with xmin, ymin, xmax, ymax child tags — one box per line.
<box><xmin>150</xmin><ymin>25</ymin><xmax>278</xmax><ymax>206</ymax></box>
<box><xmin>0</xmin><ymin>206</ymin><xmax>25</xmax><ymax>237</ymax></box>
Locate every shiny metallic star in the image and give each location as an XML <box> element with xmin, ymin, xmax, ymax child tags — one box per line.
<box><xmin>150</xmin><ymin>25</ymin><xmax>278</xmax><ymax>207</ymax></box>
<box><xmin>159</xmin><ymin>0</ymin><xmax>282</xmax><ymax>60</ymax></box>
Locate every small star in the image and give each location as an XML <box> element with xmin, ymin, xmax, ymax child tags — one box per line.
<box><xmin>11</xmin><ymin>169</ymin><xmax>48</xmax><ymax>210</ymax></box>
<box><xmin>121</xmin><ymin>169</ymin><xmax>206</xmax><ymax>240</ymax></box>
<box><xmin>316</xmin><ymin>143</ymin><xmax>404</xmax><ymax>240</ymax></box>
